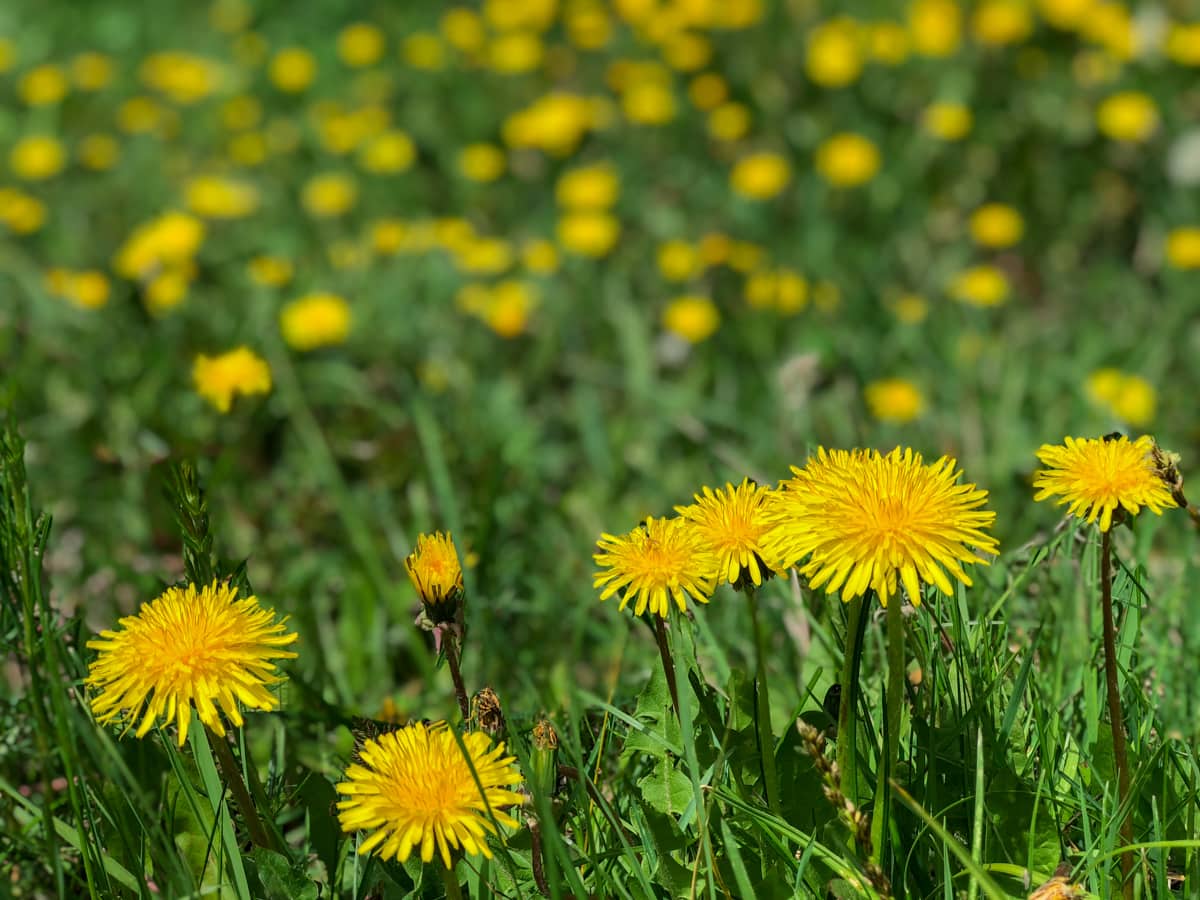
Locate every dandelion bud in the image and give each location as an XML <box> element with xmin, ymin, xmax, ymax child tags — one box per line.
<box><xmin>529</xmin><ymin>718</ymin><xmax>559</xmax><ymax>800</ymax></box>
<box><xmin>405</xmin><ymin>531</ymin><xmax>464</xmax><ymax>623</ymax></box>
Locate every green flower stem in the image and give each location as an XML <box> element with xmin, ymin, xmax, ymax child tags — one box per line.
<box><xmin>837</xmin><ymin>596</ymin><xmax>868</xmax><ymax>807</ymax></box>
<box><xmin>440</xmin><ymin>862</ymin><xmax>464</xmax><ymax>900</ymax></box>
<box><xmin>745</xmin><ymin>586</ymin><xmax>781</xmax><ymax>816</ymax></box>
<box><xmin>871</xmin><ymin>594</ymin><xmax>906</xmax><ymax>865</ymax></box>
<box><xmin>207</xmin><ymin>726</ymin><xmax>276</xmax><ymax>852</ymax></box>
<box><xmin>1100</xmin><ymin>528</ymin><xmax>1134</xmax><ymax>897</ymax></box>
<box><xmin>443</xmin><ymin>629</ymin><xmax>472</xmax><ymax>722</ymax></box>
<box><xmin>653</xmin><ymin>614</ymin><xmax>681</xmax><ymax>720</ymax></box>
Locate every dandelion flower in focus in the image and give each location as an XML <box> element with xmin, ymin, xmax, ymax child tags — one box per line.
<box><xmin>865</xmin><ymin>378</ymin><xmax>925</xmax><ymax>423</ymax></box>
<box><xmin>1033</xmin><ymin>435</ymin><xmax>1178</xmax><ymax>531</ymax></box>
<box><xmin>86</xmin><ymin>581</ymin><xmax>298</xmax><ymax>746</ymax></box>
<box><xmin>337</xmin><ymin>721</ymin><xmax>522</xmax><ymax>867</ymax></box>
<box><xmin>406</xmin><ymin>532</ymin><xmax>464</xmax><ymax>612</ymax></box>
<box><xmin>280</xmin><ymin>293</ymin><xmax>351</xmax><ymax>351</ymax></box>
<box><xmin>763</xmin><ymin>447</ymin><xmax>998</xmax><ymax>607</ymax></box>
<box><xmin>193</xmin><ymin>347</ymin><xmax>272</xmax><ymax>412</ymax></box>
<box><xmin>676</xmin><ymin>479</ymin><xmax>780</xmax><ymax>588</ymax></box>
<box><xmin>594</xmin><ymin>516</ymin><xmax>718</xmax><ymax>617</ymax></box>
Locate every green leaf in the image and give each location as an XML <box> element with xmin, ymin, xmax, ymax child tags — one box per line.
<box><xmin>638</xmin><ymin>758</ymin><xmax>693</xmax><ymax>817</ymax></box>
<box><xmin>251</xmin><ymin>848</ymin><xmax>318</xmax><ymax>900</ymax></box>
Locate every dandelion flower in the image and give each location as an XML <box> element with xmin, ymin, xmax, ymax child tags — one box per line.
<box><xmin>406</xmin><ymin>532</ymin><xmax>464</xmax><ymax>609</ymax></box>
<box><xmin>193</xmin><ymin>347</ymin><xmax>271</xmax><ymax>412</ymax></box>
<box><xmin>86</xmin><ymin>581</ymin><xmax>298</xmax><ymax>746</ymax></box>
<box><xmin>594</xmin><ymin>516</ymin><xmax>718</xmax><ymax>616</ymax></box>
<box><xmin>676</xmin><ymin>479</ymin><xmax>780</xmax><ymax>588</ymax></box>
<box><xmin>1033</xmin><ymin>435</ymin><xmax>1178</xmax><ymax>532</ymax></box>
<box><xmin>337</xmin><ymin>721</ymin><xmax>523</xmax><ymax>867</ymax></box>
<box><xmin>280</xmin><ymin>292</ymin><xmax>352</xmax><ymax>351</ymax></box>
<box><xmin>764</xmin><ymin>447</ymin><xmax>998</xmax><ymax>607</ymax></box>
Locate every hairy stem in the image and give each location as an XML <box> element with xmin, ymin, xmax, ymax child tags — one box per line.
<box><xmin>746</xmin><ymin>587</ymin><xmax>781</xmax><ymax>815</ymax></box>
<box><xmin>444</xmin><ymin>631</ymin><xmax>472</xmax><ymax>722</ymax></box>
<box><xmin>871</xmin><ymin>595</ymin><xmax>906</xmax><ymax>864</ymax></box>
<box><xmin>207</xmin><ymin>727</ymin><xmax>276</xmax><ymax>851</ymax></box>
<box><xmin>654</xmin><ymin>615</ymin><xmax>681</xmax><ymax>720</ymax></box>
<box><xmin>837</xmin><ymin>596</ymin><xmax>868</xmax><ymax>806</ymax></box>
<box><xmin>1100</xmin><ymin>528</ymin><xmax>1134</xmax><ymax>897</ymax></box>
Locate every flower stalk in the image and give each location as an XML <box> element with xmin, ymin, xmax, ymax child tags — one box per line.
<box><xmin>1100</xmin><ymin>528</ymin><xmax>1134</xmax><ymax>896</ymax></box>
<box><xmin>207</xmin><ymin>725</ymin><xmax>277</xmax><ymax>851</ymax></box>
<box><xmin>653</xmin><ymin>614</ymin><xmax>681</xmax><ymax>719</ymax></box>
<box><xmin>745</xmin><ymin>586</ymin><xmax>781</xmax><ymax>815</ymax></box>
<box><xmin>871</xmin><ymin>594</ymin><xmax>906</xmax><ymax>865</ymax></box>
<box><xmin>837</xmin><ymin>596</ymin><xmax>868</xmax><ymax>805</ymax></box>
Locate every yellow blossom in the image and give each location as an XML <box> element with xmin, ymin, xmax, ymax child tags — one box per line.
<box><xmin>406</xmin><ymin>532</ymin><xmax>464</xmax><ymax>609</ymax></box>
<box><xmin>521</xmin><ymin>239</ymin><xmax>559</xmax><ymax>274</ymax></box>
<box><xmin>663</xmin><ymin>295</ymin><xmax>720</xmax><ymax>342</ymax></box>
<box><xmin>78</xmin><ymin>134</ymin><xmax>120</xmax><ymax>171</ymax></box>
<box><xmin>950</xmin><ymin>265</ymin><xmax>1009</xmax><ymax>306</ymax></box>
<box><xmin>359</xmin><ymin>131</ymin><xmax>416</xmax><ymax>174</ymax></box>
<box><xmin>1096</xmin><ymin>91</ymin><xmax>1158</xmax><ymax>143</ymax></box>
<box><xmin>401</xmin><ymin>33</ymin><xmax>446</xmax><ymax>70</ymax></box>
<box><xmin>806</xmin><ymin>18</ymin><xmax>864</xmax><ymax>88</ymax></box>
<box><xmin>139</xmin><ymin>52</ymin><xmax>222</xmax><ymax>104</ymax></box>
<box><xmin>269</xmin><ymin>47</ymin><xmax>317</xmax><ymax>92</ymax></box>
<box><xmin>441</xmin><ymin>8</ymin><xmax>487</xmax><ymax>54</ymax></box>
<box><xmin>301</xmin><ymin>172</ymin><xmax>358</xmax><ymax>218</ymax></box>
<box><xmin>815</xmin><ymin>133</ymin><xmax>881</xmax><ymax>187</ymax></box>
<box><xmin>280</xmin><ymin>293</ymin><xmax>352</xmax><ymax>351</ymax></box>
<box><xmin>9</xmin><ymin>135</ymin><xmax>66</xmax><ymax>181</ymax></box>
<box><xmin>458</xmin><ymin>143</ymin><xmax>507</xmax><ymax>182</ymax></box>
<box><xmin>730</xmin><ymin>152</ymin><xmax>791</xmax><ymax>200</ymax></box>
<box><xmin>707</xmin><ymin>102</ymin><xmax>751</xmax><ymax>141</ymax></box>
<box><xmin>555</xmin><ymin>162</ymin><xmax>619</xmax><ymax>209</ymax></box>
<box><xmin>909</xmin><ymin>0</ymin><xmax>962</xmax><ymax>57</ymax></box>
<box><xmin>621</xmin><ymin>81</ymin><xmax>677</xmax><ymax>125</ymax></box>
<box><xmin>657</xmin><ymin>240</ymin><xmax>701</xmax><ymax>282</ymax></box>
<box><xmin>557</xmin><ymin>211</ymin><xmax>620</xmax><ymax>257</ymax></box>
<box><xmin>972</xmin><ymin>1</ymin><xmax>1033</xmax><ymax>46</ymax></box>
<box><xmin>71</xmin><ymin>52</ymin><xmax>114</xmax><ymax>91</ymax></box>
<box><xmin>676</xmin><ymin>479</ymin><xmax>782</xmax><ymax>588</ymax></box>
<box><xmin>1164</xmin><ymin>226</ymin><xmax>1200</xmax><ymax>269</ymax></box>
<box><xmin>193</xmin><ymin>347</ymin><xmax>272</xmax><ymax>412</ymax></box>
<box><xmin>969</xmin><ymin>203</ymin><xmax>1024</xmax><ymax>248</ymax></box>
<box><xmin>247</xmin><ymin>255</ymin><xmax>293</xmax><ymax>287</ymax></box>
<box><xmin>185</xmin><ymin>175</ymin><xmax>259</xmax><ymax>219</ymax></box>
<box><xmin>865</xmin><ymin>378</ymin><xmax>926</xmax><ymax>423</ymax></box>
<box><xmin>923</xmin><ymin>102</ymin><xmax>973</xmax><ymax>140</ymax></box>
<box><xmin>488</xmin><ymin>31</ymin><xmax>544</xmax><ymax>73</ymax></box>
<box><xmin>594</xmin><ymin>516</ymin><xmax>719</xmax><ymax>617</ymax></box>
<box><xmin>687</xmin><ymin>72</ymin><xmax>728</xmax><ymax>110</ymax></box>
<box><xmin>338</xmin><ymin>22</ymin><xmax>386</xmax><ymax>68</ymax></box>
<box><xmin>18</xmin><ymin>64</ymin><xmax>69</xmax><ymax>106</ymax></box>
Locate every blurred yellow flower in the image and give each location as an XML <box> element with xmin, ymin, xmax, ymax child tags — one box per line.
<box><xmin>1038</xmin><ymin>0</ymin><xmax>1095</xmax><ymax>29</ymax></box>
<box><xmin>663</xmin><ymin>295</ymin><xmax>720</xmax><ymax>342</ymax></box>
<box><xmin>1080</xmin><ymin>2</ymin><xmax>1132</xmax><ymax>59</ymax></box>
<box><xmin>71</xmin><ymin>52</ymin><xmax>114</xmax><ymax>91</ymax></box>
<box><xmin>699</xmin><ymin>232</ymin><xmax>731</xmax><ymax>266</ymax></box>
<box><xmin>9</xmin><ymin>135</ymin><xmax>66</xmax><ymax>181</ymax></box>
<box><xmin>728</xmin><ymin>241</ymin><xmax>765</xmax><ymax>273</ymax></box>
<box><xmin>971</xmin><ymin>1</ymin><xmax>1033</xmax><ymax>46</ymax></box>
<box><xmin>18</xmin><ymin>64</ymin><xmax>69</xmax><ymax>106</ymax></box>
<box><xmin>1086</xmin><ymin>368</ymin><xmax>1155</xmax><ymax>426</ymax></box>
<box><xmin>0</xmin><ymin>188</ymin><xmax>48</xmax><ymax>234</ymax></box>
<box><xmin>458</xmin><ymin>143</ymin><xmax>506</xmax><ymax>182</ymax></box>
<box><xmin>868</xmin><ymin>21</ymin><xmax>911</xmax><ymax>64</ymax></box>
<box><xmin>118</xmin><ymin>96</ymin><xmax>168</xmax><ymax>134</ymax></box>
<box><xmin>521</xmin><ymin>238</ymin><xmax>559</xmax><ymax>274</ymax></box>
<box><xmin>889</xmin><ymin>292</ymin><xmax>929</xmax><ymax>324</ymax></box>
<box><xmin>144</xmin><ymin>269</ymin><xmax>191</xmax><ymax>314</ymax></box>
<box><xmin>485</xmin><ymin>279</ymin><xmax>537</xmax><ymax>337</ymax></box>
<box><xmin>185</xmin><ymin>175</ymin><xmax>259</xmax><ymax>219</ymax></box>
<box><xmin>909</xmin><ymin>0</ymin><xmax>962</xmax><ymax>57</ymax></box>
<box><xmin>338</xmin><ymin>22</ymin><xmax>386</xmax><ymax>67</ymax></box>
<box><xmin>140</xmin><ymin>52</ymin><xmax>222</xmax><ymax>104</ymax></box>
<box><xmin>1165</xmin><ymin>23</ymin><xmax>1200</xmax><ymax>66</ymax></box>
<box><xmin>556</xmin><ymin>162</ymin><xmax>619</xmax><ymax>209</ymax></box>
<box><xmin>806</xmin><ymin>18</ymin><xmax>864</xmax><ymax>88</ymax></box>
<box><xmin>865</xmin><ymin>378</ymin><xmax>926</xmax><ymax>423</ymax></box>
<box><xmin>359</xmin><ymin>130</ymin><xmax>416</xmax><ymax>174</ymax></box>
<box><xmin>441</xmin><ymin>7</ymin><xmax>487</xmax><ymax>54</ymax></box>
<box><xmin>566</xmin><ymin>5</ymin><xmax>612</xmax><ymax>49</ymax></box>
<box><xmin>489</xmin><ymin>31</ymin><xmax>544</xmax><ymax>73</ymax></box>
<box><xmin>193</xmin><ymin>347</ymin><xmax>272</xmax><ymax>413</ymax></box>
<box><xmin>247</xmin><ymin>255</ymin><xmax>293</xmax><ymax>287</ymax></box>
<box><xmin>657</xmin><ymin>240</ymin><xmax>700</xmax><ymax>282</ymax></box>
<box><xmin>950</xmin><ymin>264</ymin><xmax>1009</xmax><ymax>306</ymax></box>
<box><xmin>269</xmin><ymin>47</ymin><xmax>317</xmax><ymax>92</ymax></box>
<box><xmin>301</xmin><ymin>172</ymin><xmax>358</xmax><ymax>218</ymax></box>
<box><xmin>815</xmin><ymin>133</ymin><xmax>881</xmax><ymax>187</ymax></box>
<box><xmin>687</xmin><ymin>72</ymin><xmax>728</xmax><ymax>110</ymax></box>
<box><xmin>1096</xmin><ymin>91</ymin><xmax>1158</xmax><ymax>143</ymax></box>
<box><xmin>730</xmin><ymin>152</ymin><xmax>791</xmax><ymax>200</ymax></box>
<box><xmin>454</xmin><ymin>237</ymin><xmax>514</xmax><ymax>275</ymax></box>
<box><xmin>707</xmin><ymin>102</ymin><xmax>752</xmax><ymax>141</ymax></box>
<box><xmin>401</xmin><ymin>33</ymin><xmax>446</xmax><ymax>70</ymax></box>
<box><xmin>1165</xmin><ymin>226</ymin><xmax>1200</xmax><ymax>269</ymax></box>
<box><xmin>210</xmin><ymin>0</ymin><xmax>252</xmax><ymax>32</ymax></box>
<box><xmin>923</xmin><ymin>102</ymin><xmax>973</xmax><ymax>140</ymax></box>
<box><xmin>367</xmin><ymin>218</ymin><xmax>406</xmax><ymax>255</ymax></box>
<box><xmin>228</xmin><ymin>132</ymin><xmax>269</xmax><ymax>166</ymax></box>
<box><xmin>48</xmin><ymin>269</ymin><xmax>111</xmax><ymax>310</ymax></box>
<box><xmin>281</xmin><ymin>293</ymin><xmax>352</xmax><ymax>351</ymax></box>
<box><xmin>502</xmin><ymin>93</ymin><xmax>595</xmax><ymax>155</ymax></box>
<box><xmin>114</xmin><ymin>212</ymin><xmax>206</xmax><ymax>280</ymax></box>
<box><xmin>622</xmin><ymin>81</ymin><xmax>676</xmax><ymax>125</ymax></box>
<box><xmin>969</xmin><ymin>203</ymin><xmax>1024</xmax><ymax>248</ymax></box>
<box><xmin>485</xmin><ymin>0</ymin><xmax>557</xmax><ymax>31</ymax></box>
<box><xmin>745</xmin><ymin>269</ymin><xmax>809</xmax><ymax>314</ymax></box>
<box><xmin>220</xmin><ymin>95</ymin><xmax>262</xmax><ymax>131</ymax></box>
<box><xmin>557</xmin><ymin>211</ymin><xmax>620</xmax><ymax>257</ymax></box>
<box><xmin>663</xmin><ymin>32</ymin><xmax>712</xmax><ymax>72</ymax></box>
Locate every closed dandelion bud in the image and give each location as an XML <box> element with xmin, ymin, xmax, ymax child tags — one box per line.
<box><xmin>471</xmin><ymin>687</ymin><xmax>506</xmax><ymax>740</ymax></box>
<box><xmin>529</xmin><ymin>718</ymin><xmax>559</xmax><ymax>800</ymax></box>
<box><xmin>405</xmin><ymin>531</ymin><xmax>464</xmax><ymax>624</ymax></box>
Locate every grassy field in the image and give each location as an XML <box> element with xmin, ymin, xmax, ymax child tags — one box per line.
<box><xmin>2</xmin><ymin>0</ymin><xmax>1199</xmax><ymax>897</ymax></box>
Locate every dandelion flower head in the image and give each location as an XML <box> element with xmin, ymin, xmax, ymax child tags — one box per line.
<box><xmin>763</xmin><ymin>447</ymin><xmax>998</xmax><ymax>607</ymax></box>
<box><xmin>406</xmin><ymin>531</ymin><xmax>464</xmax><ymax>608</ymax></box>
<box><xmin>1033</xmin><ymin>435</ymin><xmax>1179</xmax><ymax>532</ymax></box>
<box><xmin>337</xmin><ymin>721</ymin><xmax>523</xmax><ymax>867</ymax></box>
<box><xmin>86</xmin><ymin>581</ymin><xmax>298</xmax><ymax>746</ymax></box>
<box><xmin>594</xmin><ymin>516</ymin><xmax>718</xmax><ymax>617</ymax></box>
<box><xmin>192</xmin><ymin>346</ymin><xmax>272</xmax><ymax>413</ymax></box>
<box><xmin>676</xmin><ymin>478</ymin><xmax>781</xmax><ymax>588</ymax></box>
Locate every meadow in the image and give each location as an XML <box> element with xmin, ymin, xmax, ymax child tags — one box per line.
<box><xmin>2</xmin><ymin>0</ymin><xmax>1199</xmax><ymax>897</ymax></box>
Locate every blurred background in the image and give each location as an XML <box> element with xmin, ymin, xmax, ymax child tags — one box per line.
<box><xmin>1</xmin><ymin>0</ymin><xmax>1198</xmax><ymax>719</ymax></box>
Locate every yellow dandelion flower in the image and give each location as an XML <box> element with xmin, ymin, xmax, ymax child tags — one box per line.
<box><xmin>950</xmin><ymin>264</ymin><xmax>1009</xmax><ymax>307</ymax></box>
<box><xmin>557</xmin><ymin>211</ymin><xmax>620</xmax><ymax>257</ymax></box>
<box><xmin>663</xmin><ymin>295</ymin><xmax>720</xmax><ymax>342</ymax></box>
<box><xmin>593</xmin><ymin>516</ymin><xmax>719</xmax><ymax>617</ymax></box>
<box><xmin>1165</xmin><ymin>226</ymin><xmax>1200</xmax><ymax>270</ymax></box>
<box><xmin>301</xmin><ymin>172</ymin><xmax>358</xmax><ymax>218</ymax></box>
<box><xmin>969</xmin><ymin>203</ymin><xmax>1024</xmax><ymax>248</ymax></box>
<box><xmin>247</xmin><ymin>255</ymin><xmax>293</xmax><ymax>287</ymax></box>
<box><xmin>86</xmin><ymin>581</ymin><xmax>298</xmax><ymax>746</ymax></box>
<box><xmin>707</xmin><ymin>102</ymin><xmax>751</xmax><ymax>141</ymax></box>
<box><xmin>10</xmin><ymin>135</ymin><xmax>67</xmax><ymax>181</ymax></box>
<box><xmin>922</xmin><ymin>102</ymin><xmax>973</xmax><ymax>140</ymax></box>
<box><xmin>458</xmin><ymin>143</ymin><xmax>507</xmax><ymax>182</ymax></box>
<box><xmin>269</xmin><ymin>47</ymin><xmax>317</xmax><ymax>92</ymax></box>
<box><xmin>909</xmin><ymin>0</ymin><xmax>962</xmax><ymax>58</ymax></box>
<box><xmin>185</xmin><ymin>174</ymin><xmax>259</xmax><ymax>219</ymax></box>
<box><xmin>1096</xmin><ymin>91</ymin><xmax>1158</xmax><ymax>143</ymax></box>
<box><xmin>676</xmin><ymin>479</ymin><xmax>781</xmax><ymax>588</ymax></box>
<box><xmin>280</xmin><ymin>293</ymin><xmax>351</xmax><ymax>351</ymax></box>
<box><xmin>338</xmin><ymin>22</ymin><xmax>386</xmax><ymax>68</ymax></box>
<box><xmin>763</xmin><ymin>447</ymin><xmax>998</xmax><ymax>607</ymax></box>
<box><xmin>192</xmin><ymin>347</ymin><xmax>272</xmax><ymax>413</ymax></box>
<box><xmin>555</xmin><ymin>162</ymin><xmax>620</xmax><ymax>210</ymax></box>
<box><xmin>18</xmin><ymin>64</ymin><xmax>69</xmax><ymax>106</ymax></box>
<box><xmin>815</xmin><ymin>133</ymin><xmax>880</xmax><ymax>188</ymax></box>
<box><xmin>78</xmin><ymin>133</ymin><xmax>120</xmax><ymax>171</ymax></box>
<box><xmin>730</xmin><ymin>152</ymin><xmax>792</xmax><ymax>200</ymax></box>
<box><xmin>336</xmin><ymin>721</ymin><xmax>522</xmax><ymax>867</ymax></box>
<box><xmin>865</xmin><ymin>378</ymin><xmax>925</xmax><ymax>423</ymax></box>
<box><xmin>406</xmin><ymin>532</ymin><xmax>464</xmax><ymax>609</ymax></box>
<box><xmin>806</xmin><ymin>18</ymin><xmax>864</xmax><ymax>88</ymax></box>
<box><xmin>1034</xmin><ymin>435</ymin><xmax>1178</xmax><ymax>532</ymax></box>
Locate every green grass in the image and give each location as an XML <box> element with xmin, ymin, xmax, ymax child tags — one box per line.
<box><xmin>3</xmin><ymin>0</ymin><xmax>1200</xmax><ymax>897</ymax></box>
